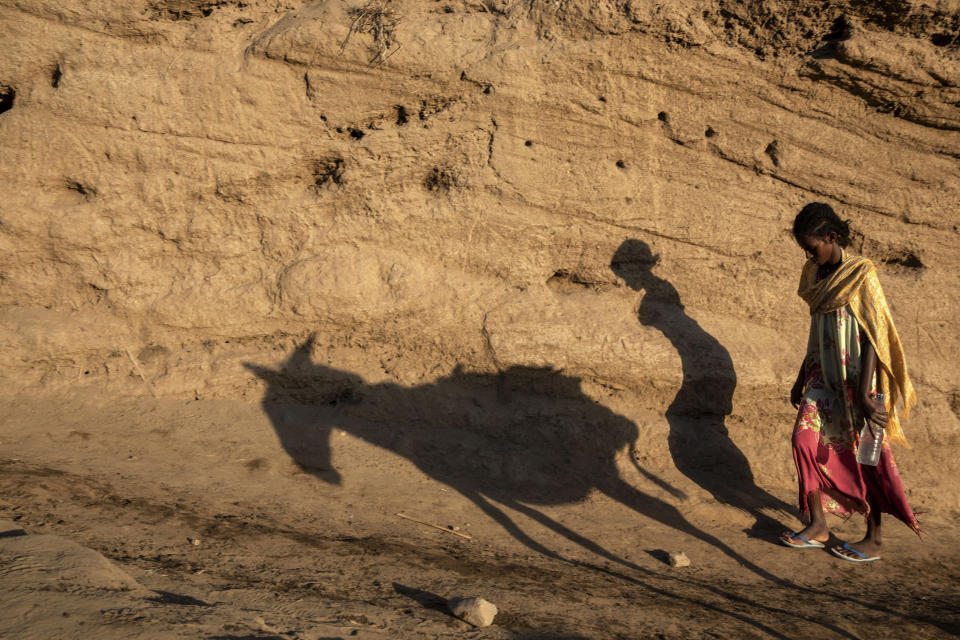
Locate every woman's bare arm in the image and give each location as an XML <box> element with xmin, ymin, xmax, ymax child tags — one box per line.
<box><xmin>859</xmin><ymin>340</ymin><xmax>888</xmax><ymax>434</ymax></box>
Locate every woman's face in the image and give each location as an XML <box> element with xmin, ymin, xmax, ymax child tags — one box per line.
<box><xmin>798</xmin><ymin>233</ymin><xmax>841</xmax><ymax>265</ymax></box>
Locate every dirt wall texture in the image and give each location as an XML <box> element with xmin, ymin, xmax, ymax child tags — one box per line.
<box><xmin>1</xmin><ymin>0</ymin><xmax>959</xmax><ymax>511</ymax></box>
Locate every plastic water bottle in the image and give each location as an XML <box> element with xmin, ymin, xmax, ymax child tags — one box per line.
<box><xmin>856</xmin><ymin>393</ymin><xmax>885</xmax><ymax>466</ymax></box>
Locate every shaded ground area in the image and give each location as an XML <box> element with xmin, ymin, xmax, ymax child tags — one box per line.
<box><xmin>1</xmin><ymin>395</ymin><xmax>958</xmax><ymax>639</ymax></box>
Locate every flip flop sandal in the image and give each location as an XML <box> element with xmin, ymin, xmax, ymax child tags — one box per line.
<box><xmin>830</xmin><ymin>542</ymin><xmax>880</xmax><ymax>563</ymax></box>
<box><xmin>780</xmin><ymin>532</ymin><xmax>825</xmax><ymax>549</ymax></box>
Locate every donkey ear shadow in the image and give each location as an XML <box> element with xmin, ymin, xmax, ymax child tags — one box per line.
<box><xmin>243</xmin><ymin>362</ymin><xmax>281</xmax><ymax>384</ymax></box>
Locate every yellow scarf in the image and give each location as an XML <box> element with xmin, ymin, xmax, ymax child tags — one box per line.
<box><xmin>798</xmin><ymin>253</ymin><xmax>916</xmax><ymax>447</ymax></box>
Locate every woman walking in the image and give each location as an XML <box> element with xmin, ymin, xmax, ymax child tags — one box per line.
<box><xmin>781</xmin><ymin>203</ymin><xmax>921</xmax><ymax>561</ymax></box>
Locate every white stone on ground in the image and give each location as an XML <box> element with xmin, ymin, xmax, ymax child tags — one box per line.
<box><xmin>447</xmin><ymin>596</ymin><xmax>498</xmax><ymax>627</ymax></box>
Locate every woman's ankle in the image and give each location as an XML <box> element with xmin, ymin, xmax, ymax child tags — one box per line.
<box><xmin>798</xmin><ymin>522</ymin><xmax>829</xmax><ymax>540</ymax></box>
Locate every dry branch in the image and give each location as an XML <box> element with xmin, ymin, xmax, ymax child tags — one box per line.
<box><xmin>395</xmin><ymin>512</ymin><xmax>473</xmax><ymax>540</ymax></box>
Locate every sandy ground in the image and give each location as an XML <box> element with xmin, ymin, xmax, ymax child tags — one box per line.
<box><xmin>1</xmin><ymin>392</ymin><xmax>958</xmax><ymax>639</ymax></box>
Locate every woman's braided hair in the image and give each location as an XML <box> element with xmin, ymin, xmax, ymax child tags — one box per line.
<box><xmin>792</xmin><ymin>202</ymin><xmax>852</xmax><ymax>248</ymax></box>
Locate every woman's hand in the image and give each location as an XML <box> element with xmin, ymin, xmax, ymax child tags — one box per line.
<box><xmin>790</xmin><ymin>376</ymin><xmax>804</xmax><ymax>409</ymax></box>
<box><xmin>860</xmin><ymin>394</ymin><xmax>888</xmax><ymax>437</ymax></box>
<box><xmin>790</xmin><ymin>364</ymin><xmax>806</xmax><ymax>409</ymax></box>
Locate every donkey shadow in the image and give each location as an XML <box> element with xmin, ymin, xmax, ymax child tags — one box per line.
<box><xmin>611</xmin><ymin>239</ymin><xmax>793</xmax><ymax>535</ymax></box>
<box><xmin>246</xmin><ymin>337</ymin><xmax>768</xmax><ymax>570</ymax></box>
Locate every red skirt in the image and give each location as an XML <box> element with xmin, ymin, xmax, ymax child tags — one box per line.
<box><xmin>792</xmin><ymin>411</ymin><xmax>921</xmax><ymax>535</ymax></box>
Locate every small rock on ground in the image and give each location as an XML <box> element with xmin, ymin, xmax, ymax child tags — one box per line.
<box><xmin>668</xmin><ymin>551</ymin><xmax>691</xmax><ymax>567</ymax></box>
<box><xmin>447</xmin><ymin>596</ymin><xmax>498</xmax><ymax>627</ymax></box>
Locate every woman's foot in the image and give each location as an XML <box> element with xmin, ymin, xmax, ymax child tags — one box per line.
<box><xmin>780</xmin><ymin>523</ymin><xmax>829</xmax><ymax>548</ymax></box>
<box><xmin>831</xmin><ymin>539</ymin><xmax>881</xmax><ymax>561</ymax></box>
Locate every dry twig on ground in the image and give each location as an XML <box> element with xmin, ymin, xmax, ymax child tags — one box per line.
<box><xmin>395</xmin><ymin>513</ymin><xmax>473</xmax><ymax>540</ymax></box>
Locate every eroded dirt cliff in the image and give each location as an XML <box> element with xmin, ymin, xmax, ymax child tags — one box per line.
<box><xmin>3</xmin><ymin>0</ymin><xmax>958</xmax><ymax>497</ymax></box>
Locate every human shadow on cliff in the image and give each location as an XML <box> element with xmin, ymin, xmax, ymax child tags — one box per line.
<box><xmin>245</xmin><ymin>337</ymin><xmax>776</xmax><ymax>574</ymax></box>
<box><xmin>610</xmin><ymin>239</ymin><xmax>792</xmax><ymax>535</ymax></box>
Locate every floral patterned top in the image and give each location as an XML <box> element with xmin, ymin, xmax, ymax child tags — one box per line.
<box><xmin>798</xmin><ymin>305</ymin><xmax>878</xmax><ymax>452</ymax></box>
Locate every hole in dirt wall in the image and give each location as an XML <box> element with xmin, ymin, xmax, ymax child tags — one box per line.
<box><xmin>849</xmin><ymin>233</ymin><xmax>925</xmax><ymax>271</ymax></box>
<box><xmin>0</xmin><ymin>85</ymin><xmax>15</xmax><ymax>115</ymax></box>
